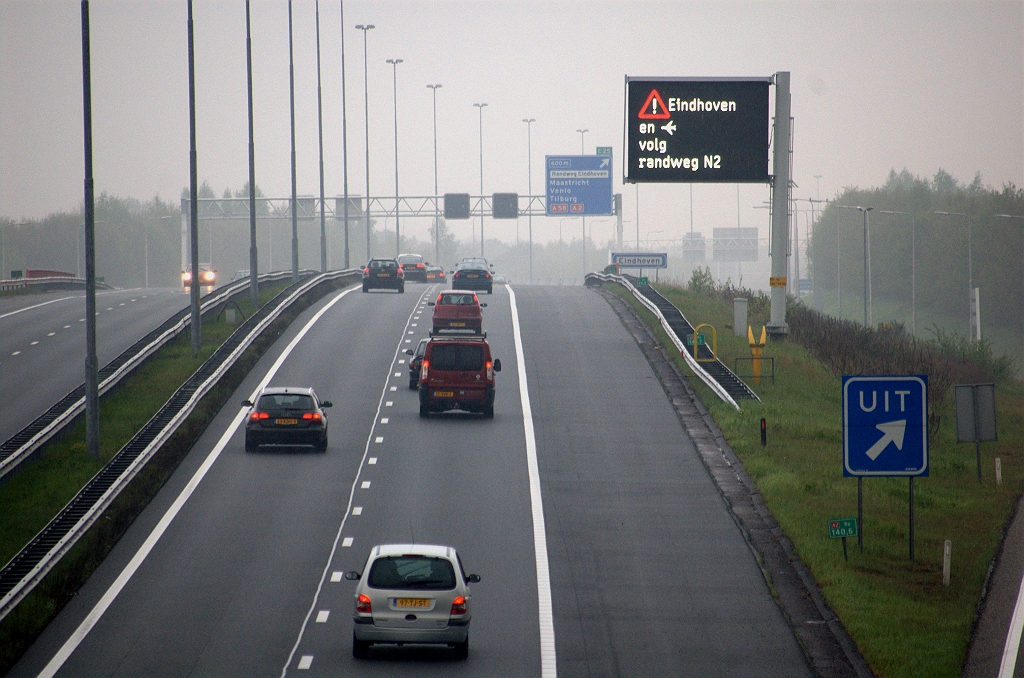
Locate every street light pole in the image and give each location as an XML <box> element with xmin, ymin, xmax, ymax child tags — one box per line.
<box><xmin>355</xmin><ymin>24</ymin><xmax>374</xmax><ymax>261</ymax></box>
<box><xmin>386</xmin><ymin>58</ymin><xmax>403</xmax><ymax>257</ymax></box>
<box><xmin>474</xmin><ymin>103</ymin><xmax>487</xmax><ymax>257</ymax></box>
<box><xmin>577</xmin><ymin>128</ymin><xmax>588</xmax><ymax>277</ymax></box>
<box><xmin>339</xmin><ymin>0</ymin><xmax>350</xmax><ymax>270</ymax></box>
<box><xmin>935</xmin><ymin>211</ymin><xmax>974</xmax><ymax>339</ymax></box>
<box><xmin>880</xmin><ymin>210</ymin><xmax>917</xmax><ymax>336</ymax></box>
<box><xmin>316</xmin><ymin>1</ymin><xmax>327</xmax><ymax>271</ymax></box>
<box><xmin>523</xmin><ymin>118</ymin><xmax>535</xmax><ymax>284</ymax></box>
<box><xmin>837</xmin><ymin>205</ymin><xmax>873</xmax><ymax>326</ymax></box>
<box><xmin>287</xmin><ymin>0</ymin><xmax>298</xmax><ymax>283</ymax></box>
<box><xmin>245</xmin><ymin>0</ymin><xmax>258</xmax><ymax>304</ymax></box>
<box><xmin>995</xmin><ymin>213</ymin><xmax>1024</xmax><ymax>352</ymax></box>
<box><xmin>428</xmin><ymin>84</ymin><xmax>442</xmax><ymax>265</ymax></box>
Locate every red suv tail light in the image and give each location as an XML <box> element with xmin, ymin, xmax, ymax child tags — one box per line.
<box><xmin>450</xmin><ymin>596</ymin><xmax>467</xmax><ymax>615</ymax></box>
<box><xmin>363</xmin><ymin>267</ymin><xmax>370</xmax><ymax>275</ymax></box>
<box><xmin>356</xmin><ymin>594</ymin><xmax>372</xmax><ymax>613</ymax></box>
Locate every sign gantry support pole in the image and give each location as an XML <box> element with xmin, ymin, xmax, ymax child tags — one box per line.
<box><xmin>767</xmin><ymin>71</ymin><xmax>790</xmax><ymax>338</ymax></box>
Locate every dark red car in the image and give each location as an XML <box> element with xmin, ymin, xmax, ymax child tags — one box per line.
<box><xmin>418</xmin><ymin>337</ymin><xmax>501</xmax><ymax>418</ymax></box>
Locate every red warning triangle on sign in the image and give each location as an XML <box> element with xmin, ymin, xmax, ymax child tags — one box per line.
<box><xmin>638</xmin><ymin>89</ymin><xmax>671</xmax><ymax>119</ymax></box>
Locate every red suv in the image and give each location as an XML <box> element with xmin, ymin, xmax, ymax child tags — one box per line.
<box><xmin>418</xmin><ymin>337</ymin><xmax>501</xmax><ymax>418</ymax></box>
<box><xmin>428</xmin><ymin>290</ymin><xmax>486</xmax><ymax>336</ymax></box>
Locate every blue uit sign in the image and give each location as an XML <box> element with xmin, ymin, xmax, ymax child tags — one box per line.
<box><xmin>545</xmin><ymin>155</ymin><xmax>614</xmax><ymax>216</ymax></box>
<box><xmin>843</xmin><ymin>375</ymin><xmax>929</xmax><ymax>477</ymax></box>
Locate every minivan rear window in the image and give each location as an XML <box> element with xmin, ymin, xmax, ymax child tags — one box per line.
<box><xmin>430</xmin><ymin>344</ymin><xmax>484</xmax><ymax>371</ymax></box>
<box><xmin>368</xmin><ymin>556</ymin><xmax>456</xmax><ymax>590</ymax></box>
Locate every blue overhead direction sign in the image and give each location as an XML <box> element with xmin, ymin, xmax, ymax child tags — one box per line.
<box><xmin>546</xmin><ymin>155</ymin><xmax>614</xmax><ymax>216</ymax></box>
<box><xmin>843</xmin><ymin>375</ymin><xmax>929</xmax><ymax>477</ymax></box>
<box><xmin>611</xmin><ymin>252</ymin><xmax>667</xmax><ymax>268</ymax></box>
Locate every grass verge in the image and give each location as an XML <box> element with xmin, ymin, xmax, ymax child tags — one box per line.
<box><xmin>0</xmin><ymin>277</ymin><xmax>352</xmax><ymax>673</ymax></box>
<box><xmin>607</xmin><ymin>281</ymin><xmax>1024</xmax><ymax>678</ymax></box>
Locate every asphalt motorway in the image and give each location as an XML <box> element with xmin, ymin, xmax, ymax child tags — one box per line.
<box><xmin>10</xmin><ymin>284</ymin><xmax>812</xmax><ymax>677</ymax></box>
<box><xmin>0</xmin><ymin>287</ymin><xmax>189</xmax><ymax>443</ymax></box>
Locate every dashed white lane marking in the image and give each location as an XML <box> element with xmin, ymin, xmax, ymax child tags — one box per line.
<box><xmin>118</xmin><ymin>303</ymin><xmax>125</xmax><ymax>306</ymax></box>
<box><xmin>64</xmin><ymin>325</ymin><xmax>71</xmax><ymax>328</ymax></box>
<box><xmin>374</xmin><ymin>436</ymin><xmax>383</xmax><ymax>443</ymax></box>
<box><xmin>398</xmin><ymin>359</ymin><xmax>406</xmax><ymax>364</ymax></box>
<box><xmin>330</xmin><ymin>571</ymin><xmax>343</xmax><ymax>582</ymax></box>
<box><xmin>342</xmin><ymin>537</ymin><xmax>354</xmax><ymax>547</ymax></box>
<box><xmin>407</xmin><ymin>331</ymin><xmax>413</xmax><ymax>335</ymax></box>
<box><xmin>281</xmin><ymin>286</ymin><xmax>433</xmax><ymax>678</ymax></box>
<box><xmin>369</xmin><ymin>457</ymin><xmax>377</xmax><ymax>464</ymax></box>
<box><xmin>380</xmin><ymin>418</ymin><xmax>389</xmax><ymax>424</ymax></box>
<box><xmin>411</xmin><ymin>323</ymin><xmax>417</xmax><ymax>327</ymax></box>
<box><xmin>11</xmin><ymin>351</ymin><xmax>20</xmax><ymax>356</ymax></box>
<box><xmin>297</xmin><ymin>655</ymin><xmax>313</xmax><ymax>670</ymax></box>
<box><xmin>315</xmin><ymin>611</ymin><xmax>329</xmax><ymax>623</ymax></box>
<box><xmin>393</xmin><ymin>372</ymin><xmax>401</xmax><ymax>377</ymax></box>
<box><xmin>79</xmin><ymin>318</ymin><xmax>84</xmax><ymax>322</ymax></box>
<box><xmin>361</xmin><ymin>481</ymin><xmax>371</xmax><ymax>489</ymax></box>
<box><xmin>30</xmin><ymin>341</ymin><xmax>38</xmax><ymax>346</ymax></box>
<box><xmin>508</xmin><ymin>284</ymin><xmax>558</xmax><ymax>677</ymax></box>
<box><xmin>352</xmin><ymin>507</ymin><xmax>362</xmax><ymax>515</ymax></box>
<box><xmin>385</xmin><ymin>401</ymin><xmax>393</xmax><ymax>407</ymax></box>
<box><xmin>404</xmin><ymin>339</ymin><xmax>412</xmax><ymax>344</ymax></box>
<box><xmin>47</xmin><ymin>332</ymin><xmax>55</xmax><ymax>336</ymax></box>
<box><xmin>37</xmin><ymin>286</ymin><xmax>362</xmax><ymax>678</ymax></box>
<box><xmin>106</xmin><ymin>307</ymin><xmax>113</xmax><ymax>311</ymax></box>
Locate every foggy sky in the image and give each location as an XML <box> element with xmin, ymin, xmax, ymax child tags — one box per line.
<box><xmin>1</xmin><ymin>0</ymin><xmax>1022</xmax><ymax>248</ymax></box>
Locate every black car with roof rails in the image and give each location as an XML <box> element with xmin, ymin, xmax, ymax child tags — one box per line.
<box><xmin>242</xmin><ymin>387</ymin><xmax>331</xmax><ymax>452</ymax></box>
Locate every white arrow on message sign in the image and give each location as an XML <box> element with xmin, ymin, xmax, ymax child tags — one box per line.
<box><xmin>865</xmin><ymin>419</ymin><xmax>907</xmax><ymax>461</ymax></box>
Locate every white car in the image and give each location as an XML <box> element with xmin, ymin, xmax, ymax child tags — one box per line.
<box><xmin>346</xmin><ymin>544</ymin><xmax>480</xmax><ymax>659</ymax></box>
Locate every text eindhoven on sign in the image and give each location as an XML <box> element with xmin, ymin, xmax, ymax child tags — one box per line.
<box><xmin>624</xmin><ymin>77</ymin><xmax>771</xmax><ymax>184</ymax></box>
<box><xmin>842</xmin><ymin>375</ymin><xmax>929</xmax><ymax>477</ymax></box>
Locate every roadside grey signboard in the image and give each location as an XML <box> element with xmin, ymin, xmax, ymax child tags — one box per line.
<box><xmin>624</xmin><ymin>77</ymin><xmax>770</xmax><ymax>184</ymax></box>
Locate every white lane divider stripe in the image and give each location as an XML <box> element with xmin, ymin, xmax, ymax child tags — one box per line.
<box><xmin>999</xmin><ymin>567</ymin><xmax>1024</xmax><ymax>677</ymax></box>
<box><xmin>37</xmin><ymin>285</ymin><xmax>362</xmax><ymax>678</ymax></box>
<box><xmin>281</xmin><ymin>285</ymin><xmax>435</xmax><ymax>677</ymax></box>
<box><xmin>507</xmin><ymin>284</ymin><xmax>557</xmax><ymax>677</ymax></box>
<box><xmin>297</xmin><ymin>655</ymin><xmax>313</xmax><ymax>669</ymax></box>
<box><xmin>330</xmin><ymin>571</ymin><xmax>343</xmax><ymax>583</ymax></box>
<box><xmin>315</xmin><ymin>610</ymin><xmax>329</xmax><ymax>623</ymax></box>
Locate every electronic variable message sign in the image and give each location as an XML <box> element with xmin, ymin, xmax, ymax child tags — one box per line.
<box><xmin>624</xmin><ymin>77</ymin><xmax>770</xmax><ymax>184</ymax></box>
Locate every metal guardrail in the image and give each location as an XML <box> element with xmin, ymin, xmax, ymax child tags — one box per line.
<box><xmin>0</xmin><ymin>271</ymin><xmax>299</xmax><ymax>484</ymax></box>
<box><xmin>0</xmin><ymin>269</ymin><xmax>361</xmax><ymax>621</ymax></box>
<box><xmin>586</xmin><ymin>272</ymin><xmax>754</xmax><ymax>410</ymax></box>
<box><xmin>0</xmin><ymin>276</ymin><xmax>112</xmax><ymax>292</ymax></box>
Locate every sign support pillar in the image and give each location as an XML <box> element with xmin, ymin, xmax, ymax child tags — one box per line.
<box><xmin>767</xmin><ymin>71</ymin><xmax>790</xmax><ymax>338</ymax></box>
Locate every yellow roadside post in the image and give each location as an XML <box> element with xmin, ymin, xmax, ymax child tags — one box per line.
<box><xmin>748</xmin><ymin>325</ymin><xmax>767</xmax><ymax>384</ymax></box>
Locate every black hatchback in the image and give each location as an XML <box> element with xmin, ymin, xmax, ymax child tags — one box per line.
<box><xmin>363</xmin><ymin>258</ymin><xmax>405</xmax><ymax>292</ymax></box>
<box><xmin>242</xmin><ymin>387</ymin><xmax>331</xmax><ymax>452</ymax></box>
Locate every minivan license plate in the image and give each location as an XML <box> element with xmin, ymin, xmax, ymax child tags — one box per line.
<box><xmin>395</xmin><ymin>598</ymin><xmax>430</xmax><ymax>608</ymax></box>
<box><xmin>433</xmin><ymin>391</ymin><xmax>454</xmax><ymax>397</ymax></box>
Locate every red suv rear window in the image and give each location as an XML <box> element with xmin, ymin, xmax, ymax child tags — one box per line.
<box><xmin>429</xmin><ymin>344</ymin><xmax>484</xmax><ymax>371</ymax></box>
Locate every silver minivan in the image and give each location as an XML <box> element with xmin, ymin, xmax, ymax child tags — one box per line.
<box><xmin>346</xmin><ymin>544</ymin><xmax>480</xmax><ymax>659</ymax></box>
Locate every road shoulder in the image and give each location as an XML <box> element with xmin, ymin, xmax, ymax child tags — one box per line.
<box><xmin>598</xmin><ymin>287</ymin><xmax>873</xmax><ymax>678</ymax></box>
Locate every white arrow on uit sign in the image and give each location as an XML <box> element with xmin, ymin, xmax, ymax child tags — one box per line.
<box><xmin>865</xmin><ymin>419</ymin><xmax>907</xmax><ymax>461</ymax></box>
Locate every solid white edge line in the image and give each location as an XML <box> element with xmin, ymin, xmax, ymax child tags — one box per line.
<box><xmin>279</xmin><ymin>285</ymin><xmax>436</xmax><ymax>677</ymax></box>
<box><xmin>999</xmin><ymin>568</ymin><xmax>1024</xmax><ymax>677</ymax></box>
<box><xmin>507</xmin><ymin>284</ymin><xmax>557</xmax><ymax>677</ymax></box>
<box><xmin>36</xmin><ymin>286</ymin><xmax>360</xmax><ymax>678</ymax></box>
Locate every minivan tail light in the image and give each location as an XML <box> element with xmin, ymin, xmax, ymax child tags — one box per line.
<box><xmin>420</xmin><ymin>359</ymin><xmax>429</xmax><ymax>381</ymax></box>
<box><xmin>356</xmin><ymin>594</ymin><xmax>372</xmax><ymax>614</ymax></box>
<box><xmin>451</xmin><ymin>596</ymin><xmax>467</xmax><ymax>615</ymax></box>
<box><xmin>486</xmin><ymin>361</ymin><xmax>493</xmax><ymax>381</ymax></box>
